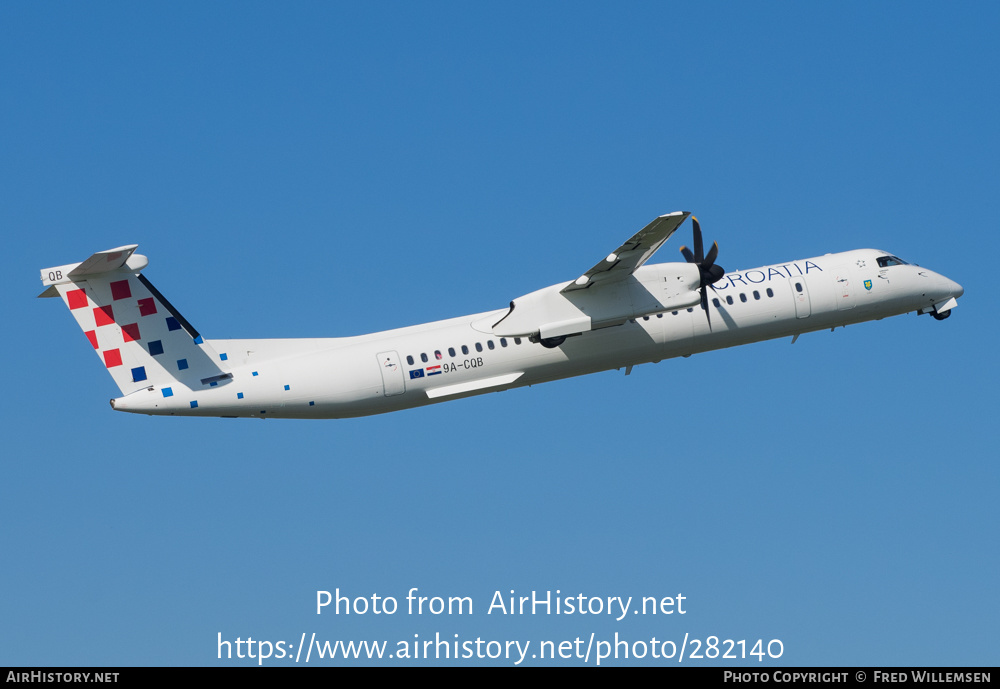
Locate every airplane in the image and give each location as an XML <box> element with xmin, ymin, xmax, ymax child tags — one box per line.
<box><xmin>38</xmin><ymin>212</ymin><xmax>963</xmax><ymax>419</ymax></box>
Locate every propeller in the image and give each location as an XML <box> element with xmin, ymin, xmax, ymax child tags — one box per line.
<box><xmin>679</xmin><ymin>216</ymin><xmax>725</xmax><ymax>328</ymax></box>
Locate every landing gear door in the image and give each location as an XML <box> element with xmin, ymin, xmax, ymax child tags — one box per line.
<box><xmin>377</xmin><ymin>351</ymin><xmax>405</xmax><ymax>397</ymax></box>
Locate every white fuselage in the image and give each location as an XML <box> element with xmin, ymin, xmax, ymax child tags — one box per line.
<box><xmin>109</xmin><ymin>248</ymin><xmax>963</xmax><ymax>419</ymax></box>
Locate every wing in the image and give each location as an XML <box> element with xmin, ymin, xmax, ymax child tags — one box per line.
<box><xmin>561</xmin><ymin>211</ymin><xmax>691</xmax><ymax>293</ymax></box>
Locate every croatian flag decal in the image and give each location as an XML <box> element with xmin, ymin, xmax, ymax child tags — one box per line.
<box><xmin>425</xmin><ymin>365</ymin><xmax>442</xmax><ymax>376</ymax></box>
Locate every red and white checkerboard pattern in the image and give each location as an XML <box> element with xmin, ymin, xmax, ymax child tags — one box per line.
<box><xmin>56</xmin><ymin>276</ymin><xmax>220</xmax><ymax>396</ymax></box>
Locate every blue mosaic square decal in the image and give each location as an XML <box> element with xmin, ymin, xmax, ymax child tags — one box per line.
<box><xmin>220</xmin><ymin>353</ymin><xmax>228</xmax><ymax>361</ymax></box>
<box><xmin>166</xmin><ymin>317</ymin><xmax>181</xmax><ymax>331</ymax></box>
<box><xmin>237</xmin><ymin>392</ymin><xmax>244</xmax><ymax>399</ymax></box>
<box><xmin>148</xmin><ymin>340</ymin><xmax>164</xmax><ymax>356</ymax></box>
<box><xmin>177</xmin><ymin>359</ymin><xmax>188</xmax><ymax>370</ymax></box>
<box><xmin>131</xmin><ymin>366</ymin><xmax>147</xmax><ymax>383</ymax></box>
<box><xmin>162</xmin><ymin>387</ymin><xmax>173</xmax><ymax>398</ymax></box>
<box><xmin>284</xmin><ymin>384</ymin><xmax>290</xmax><ymax>391</ymax></box>
<box><xmin>190</xmin><ymin>400</ymin><xmax>198</xmax><ymax>408</ymax></box>
<box><xmin>193</xmin><ymin>335</ymin><xmax>203</xmax><ymax>345</ymax></box>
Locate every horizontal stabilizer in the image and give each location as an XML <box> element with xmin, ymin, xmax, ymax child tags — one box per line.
<box><xmin>69</xmin><ymin>245</ymin><xmax>139</xmax><ymax>277</ymax></box>
<box><xmin>40</xmin><ymin>245</ymin><xmax>148</xmax><ymax>289</ymax></box>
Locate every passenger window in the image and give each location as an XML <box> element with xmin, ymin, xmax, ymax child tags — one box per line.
<box><xmin>514</xmin><ymin>338</ymin><xmax>521</xmax><ymax>345</ymax></box>
<box><xmin>712</xmin><ymin>298</ymin><xmax>721</xmax><ymax>307</ymax></box>
<box><xmin>795</xmin><ymin>282</ymin><xmax>803</xmax><ymax>293</ymax></box>
<box><xmin>487</xmin><ymin>340</ymin><xmax>495</xmax><ymax>350</ymax></box>
<box><xmin>726</xmin><ymin>296</ymin><xmax>734</xmax><ymax>305</ymax></box>
<box><xmin>500</xmin><ymin>338</ymin><xmax>508</xmax><ymax>347</ymax></box>
<box><xmin>462</xmin><ymin>345</ymin><xmax>469</xmax><ymax>355</ymax></box>
<box><xmin>672</xmin><ymin>311</ymin><xmax>678</xmax><ymax>315</ymax></box>
<box><xmin>448</xmin><ymin>347</ymin><xmax>456</xmax><ymax>357</ymax></box>
<box><xmin>753</xmin><ymin>290</ymin><xmax>760</xmax><ymax>300</ymax></box>
<box><xmin>657</xmin><ymin>313</ymin><xmax>663</xmax><ymax>318</ymax></box>
<box><xmin>420</xmin><ymin>353</ymin><xmax>428</xmax><ymax>363</ymax></box>
<box><xmin>475</xmin><ymin>343</ymin><xmax>483</xmax><ymax>352</ymax></box>
<box><xmin>740</xmin><ymin>293</ymin><xmax>747</xmax><ymax>303</ymax></box>
<box><xmin>434</xmin><ymin>350</ymin><xmax>442</xmax><ymax>360</ymax></box>
<box><xmin>766</xmin><ymin>288</ymin><xmax>774</xmax><ymax>298</ymax></box>
<box><xmin>406</xmin><ymin>355</ymin><xmax>414</xmax><ymax>365</ymax></box>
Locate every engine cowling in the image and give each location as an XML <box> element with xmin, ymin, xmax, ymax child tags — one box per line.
<box><xmin>492</xmin><ymin>263</ymin><xmax>702</xmax><ymax>339</ymax></box>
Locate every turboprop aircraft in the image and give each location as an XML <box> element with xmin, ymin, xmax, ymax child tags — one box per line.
<box><xmin>39</xmin><ymin>212</ymin><xmax>963</xmax><ymax>419</ymax></box>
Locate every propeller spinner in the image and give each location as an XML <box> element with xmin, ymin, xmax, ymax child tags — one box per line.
<box><xmin>679</xmin><ymin>216</ymin><xmax>725</xmax><ymax>328</ymax></box>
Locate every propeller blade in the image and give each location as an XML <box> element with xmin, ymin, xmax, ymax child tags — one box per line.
<box><xmin>685</xmin><ymin>214</ymin><xmax>722</xmax><ymax>331</ymax></box>
<box><xmin>703</xmin><ymin>241</ymin><xmax>719</xmax><ymax>268</ymax></box>
<box><xmin>692</xmin><ymin>217</ymin><xmax>704</xmax><ymax>263</ymax></box>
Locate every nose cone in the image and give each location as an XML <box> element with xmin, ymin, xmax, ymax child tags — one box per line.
<box><xmin>926</xmin><ymin>268</ymin><xmax>963</xmax><ymax>300</ymax></box>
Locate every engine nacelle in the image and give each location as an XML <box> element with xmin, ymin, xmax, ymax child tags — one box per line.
<box><xmin>492</xmin><ymin>263</ymin><xmax>702</xmax><ymax>338</ymax></box>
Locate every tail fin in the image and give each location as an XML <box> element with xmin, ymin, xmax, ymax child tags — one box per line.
<box><xmin>40</xmin><ymin>245</ymin><xmax>228</xmax><ymax>396</ymax></box>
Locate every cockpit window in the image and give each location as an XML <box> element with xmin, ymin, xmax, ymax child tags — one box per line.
<box><xmin>876</xmin><ymin>255</ymin><xmax>909</xmax><ymax>267</ymax></box>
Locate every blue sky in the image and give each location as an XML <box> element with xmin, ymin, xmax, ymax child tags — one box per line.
<box><xmin>2</xmin><ymin>2</ymin><xmax>997</xmax><ymax>666</ymax></box>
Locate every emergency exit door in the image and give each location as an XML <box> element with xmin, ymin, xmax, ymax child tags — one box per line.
<box><xmin>789</xmin><ymin>277</ymin><xmax>811</xmax><ymax>318</ymax></box>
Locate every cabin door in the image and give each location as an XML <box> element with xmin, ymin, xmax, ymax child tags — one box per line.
<box><xmin>377</xmin><ymin>351</ymin><xmax>406</xmax><ymax>397</ymax></box>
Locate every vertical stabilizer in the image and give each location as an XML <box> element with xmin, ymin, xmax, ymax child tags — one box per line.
<box><xmin>40</xmin><ymin>246</ymin><xmax>227</xmax><ymax>397</ymax></box>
